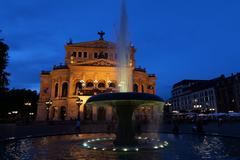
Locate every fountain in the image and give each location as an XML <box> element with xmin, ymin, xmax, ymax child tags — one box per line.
<box><xmin>85</xmin><ymin>0</ymin><xmax>164</xmax><ymax>148</ymax></box>
<box><xmin>87</xmin><ymin>92</ymin><xmax>163</xmax><ymax>147</ymax></box>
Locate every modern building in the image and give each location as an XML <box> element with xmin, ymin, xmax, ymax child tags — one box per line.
<box><xmin>170</xmin><ymin>73</ymin><xmax>240</xmax><ymax>113</ymax></box>
<box><xmin>171</xmin><ymin>79</ymin><xmax>218</xmax><ymax>113</ymax></box>
<box><xmin>37</xmin><ymin>32</ymin><xmax>157</xmax><ymax>121</ymax></box>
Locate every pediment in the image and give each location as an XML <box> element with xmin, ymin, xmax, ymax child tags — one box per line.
<box><xmin>78</xmin><ymin>59</ymin><xmax>116</xmax><ymax>67</ymax></box>
<box><xmin>68</xmin><ymin>40</ymin><xmax>116</xmax><ymax>48</ymax></box>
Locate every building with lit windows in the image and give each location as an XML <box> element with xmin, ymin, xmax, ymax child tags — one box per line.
<box><xmin>37</xmin><ymin>32</ymin><xmax>157</xmax><ymax>121</ymax></box>
<box><xmin>170</xmin><ymin>73</ymin><xmax>240</xmax><ymax>113</ymax></box>
<box><xmin>171</xmin><ymin>80</ymin><xmax>218</xmax><ymax>113</ymax></box>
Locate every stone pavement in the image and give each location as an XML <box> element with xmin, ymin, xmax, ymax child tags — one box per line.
<box><xmin>0</xmin><ymin>121</ymin><xmax>240</xmax><ymax>141</ymax></box>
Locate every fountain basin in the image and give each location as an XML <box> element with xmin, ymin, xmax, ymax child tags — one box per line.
<box><xmin>86</xmin><ymin>92</ymin><xmax>164</xmax><ymax>146</ymax></box>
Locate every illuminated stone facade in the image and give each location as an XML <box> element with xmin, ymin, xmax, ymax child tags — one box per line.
<box><xmin>37</xmin><ymin>34</ymin><xmax>157</xmax><ymax>121</ymax></box>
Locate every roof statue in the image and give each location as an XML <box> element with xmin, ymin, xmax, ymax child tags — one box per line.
<box><xmin>97</xmin><ymin>31</ymin><xmax>105</xmax><ymax>40</ymax></box>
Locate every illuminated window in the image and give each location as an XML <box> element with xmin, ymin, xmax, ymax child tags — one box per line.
<box><xmin>109</xmin><ymin>83</ymin><xmax>116</xmax><ymax>88</ymax></box>
<box><xmin>98</xmin><ymin>83</ymin><xmax>105</xmax><ymax>88</ymax></box>
<box><xmin>86</xmin><ymin>82</ymin><xmax>94</xmax><ymax>87</ymax></box>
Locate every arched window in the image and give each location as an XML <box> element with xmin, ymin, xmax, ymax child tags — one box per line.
<box><xmin>75</xmin><ymin>82</ymin><xmax>82</xmax><ymax>95</ymax></box>
<box><xmin>62</xmin><ymin>82</ymin><xmax>68</xmax><ymax>97</ymax></box>
<box><xmin>148</xmin><ymin>85</ymin><xmax>154</xmax><ymax>90</ymax></box>
<box><xmin>72</xmin><ymin>52</ymin><xmax>76</xmax><ymax>57</ymax></box>
<box><xmin>55</xmin><ymin>83</ymin><xmax>58</xmax><ymax>97</ymax></box>
<box><xmin>86</xmin><ymin>82</ymin><xmax>94</xmax><ymax>88</ymax></box>
<box><xmin>141</xmin><ymin>85</ymin><xmax>144</xmax><ymax>93</ymax></box>
<box><xmin>109</xmin><ymin>83</ymin><xmax>116</xmax><ymax>88</ymax></box>
<box><xmin>98</xmin><ymin>82</ymin><xmax>105</xmax><ymax>88</ymax></box>
<box><xmin>133</xmin><ymin>84</ymin><xmax>138</xmax><ymax>92</ymax></box>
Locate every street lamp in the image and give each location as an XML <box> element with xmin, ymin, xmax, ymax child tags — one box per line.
<box><xmin>209</xmin><ymin>108</ymin><xmax>215</xmax><ymax>113</ymax></box>
<box><xmin>24</xmin><ymin>102</ymin><xmax>31</xmax><ymax>121</ymax></box>
<box><xmin>165</xmin><ymin>102</ymin><xmax>172</xmax><ymax>107</ymax></box>
<box><xmin>24</xmin><ymin>102</ymin><xmax>31</xmax><ymax>106</ymax></box>
<box><xmin>45</xmin><ymin>99</ymin><xmax>53</xmax><ymax>121</ymax></box>
<box><xmin>11</xmin><ymin>111</ymin><xmax>18</xmax><ymax>121</ymax></box>
<box><xmin>76</xmin><ymin>97</ymin><xmax>83</xmax><ymax>120</ymax></box>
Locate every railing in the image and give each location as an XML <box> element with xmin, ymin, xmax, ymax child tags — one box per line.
<box><xmin>148</xmin><ymin>74</ymin><xmax>156</xmax><ymax>77</ymax></box>
<box><xmin>134</xmin><ymin>67</ymin><xmax>146</xmax><ymax>72</ymax></box>
<box><xmin>53</xmin><ymin>64</ymin><xmax>68</xmax><ymax>70</ymax></box>
<box><xmin>75</xmin><ymin>88</ymin><xmax>119</xmax><ymax>96</ymax></box>
<box><xmin>41</xmin><ymin>71</ymin><xmax>50</xmax><ymax>75</ymax></box>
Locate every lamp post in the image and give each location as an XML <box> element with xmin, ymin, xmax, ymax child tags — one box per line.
<box><xmin>76</xmin><ymin>97</ymin><xmax>83</xmax><ymax>120</ymax></box>
<box><xmin>24</xmin><ymin>102</ymin><xmax>31</xmax><ymax>121</ymax></box>
<box><xmin>209</xmin><ymin>108</ymin><xmax>215</xmax><ymax>113</ymax></box>
<box><xmin>45</xmin><ymin>99</ymin><xmax>52</xmax><ymax>121</ymax></box>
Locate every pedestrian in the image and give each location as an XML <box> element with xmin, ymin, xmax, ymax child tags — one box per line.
<box><xmin>75</xmin><ymin>119</ymin><xmax>81</xmax><ymax>132</ymax></box>
<box><xmin>218</xmin><ymin>118</ymin><xmax>223</xmax><ymax>127</ymax></box>
<box><xmin>172</xmin><ymin>121</ymin><xmax>179</xmax><ymax>134</ymax></box>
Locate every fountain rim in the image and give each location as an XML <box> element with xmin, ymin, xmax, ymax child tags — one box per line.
<box><xmin>86</xmin><ymin>92</ymin><xmax>164</xmax><ymax>104</ymax></box>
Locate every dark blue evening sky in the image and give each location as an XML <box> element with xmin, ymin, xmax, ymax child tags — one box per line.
<box><xmin>1</xmin><ymin>0</ymin><xmax>240</xmax><ymax>99</ymax></box>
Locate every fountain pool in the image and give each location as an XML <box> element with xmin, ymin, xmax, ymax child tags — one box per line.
<box><xmin>1</xmin><ymin>133</ymin><xmax>240</xmax><ymax>160</ymax></box>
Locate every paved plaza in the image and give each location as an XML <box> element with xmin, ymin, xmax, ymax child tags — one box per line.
<box><xmin>0</xmin><ymin>120</ymin><xmax>240</xmax><ymax>141</ymax></box>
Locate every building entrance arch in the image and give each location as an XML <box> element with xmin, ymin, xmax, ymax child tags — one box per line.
<box><xmin>60</xmin><ymin>106</ymin><xmax>67</xmax><ymax>120</ymax></box>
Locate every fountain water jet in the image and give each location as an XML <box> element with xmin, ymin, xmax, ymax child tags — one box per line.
<box><xmin>117</xmin><ymin>0</ymin><xmax>132</xmax><ymax>92</ymax></box>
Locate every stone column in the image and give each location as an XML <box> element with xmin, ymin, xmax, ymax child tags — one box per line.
<box><xmin>80</xmin><ymin>104</ymin><xmax>84</xmax><ymax>120</ymax></box>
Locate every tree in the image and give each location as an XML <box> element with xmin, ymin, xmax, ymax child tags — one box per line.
<box><xmin>0</xmin><ymin>89</ymin><xmax>39</xmax><ymax>122</ymax></box>
<box><xmin>0</xmin><ymin>30</ymin><xmax>10</xmax><ymax>94</ymax></box>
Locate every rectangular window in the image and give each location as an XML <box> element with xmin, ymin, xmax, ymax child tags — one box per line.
<box><xmin>72</xmin><ymin>52</ymin><xmax>76</xmax><ymax>57</ymax></box>
<box><xmin>205</xmin><ymin>91</ymin><xmax>208</xmax><ymax>96</ymax></box>
<box><xmin>84</xmin><ymin>52</ymin><xmax>87</xmax><ymax>58</ymax></box>
<box><xmin>205</xmin><ymin>97</ymin><xmax>209</xmax><ymax>102</ymax></box>
<box><xmin>94</xmin><ymin>52</ymin><xmax>98</xmax><ymax>58</ymax></box>
<box><xmin>105</xmin><ymin>53</ymin><xmax>108</xmax><ymax>59</ymax></box>
<box><xmin>78</xmin><ymin>52</ymin><xmax>82</xmax><ymax>57</ymax></box>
